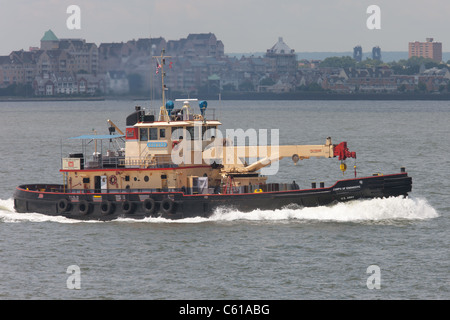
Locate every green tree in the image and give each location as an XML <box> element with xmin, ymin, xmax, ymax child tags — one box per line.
<box><xmin>357</xmin><ymin>58</ymin><xmax>385</xmax><ymax>68</ymax></box>
<box><xmin>238</xmin><ymin>80</ymin><xmax>254</xmax><ymax>92</ymax></box>
<box><xmin>0</xmin><ymin>83</ymin><xmax>33</xmax><ymax>97</ymax></box>
<box><xmin>296</xmin><ymin>83</ymin><xmax>324</xmax><ymax>92</ymax></box>
<box><xmin>389</xmin><ymin>56</ymin><xmax>442</xmax><ymax>75</ymax></box>
<box><xmin>259</xmin><ymin>77</ymin><xmax>276</xmax><ymax>86</ymax></box>
<box><xmin>417</xmin><ymin>81</ymin><xmax>427</xmax><ymax>92</ymax></box>
<box><xmin>222</xmin><ymin>83</ymin><xmax>236</xmax><ymax>92</ymax></box>
<box><xmin>319</xmin><ymin>56</ymin><xmax>356</xmax><ymax>68</ymax></box>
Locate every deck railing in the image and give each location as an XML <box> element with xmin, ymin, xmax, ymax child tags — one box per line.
<box><xmin>21</xmin><ymin>181</ymin><xmax>302</xmax><ymax>195</ymax></box>
<box><xmin>120</xmin><ymin>155</ymin><xmax>178</xmax><ymax>168</ymax></box>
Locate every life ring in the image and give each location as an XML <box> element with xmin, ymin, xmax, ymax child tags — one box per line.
<box><xmin>254</xmin><ymin>189</ymin><xmax>263</xmax><ymax>193</ymax></box>
<box><xmin>58</xmin><ymin>198</ymin><xmax>71</xmax><ymax>212</ymax></box>
<box><xmin>78</xmin><ymin>200</ymin><xmax>92</xmax><ymax>215</ymax></box>
<box><xmin>143</xmin><ymin>198</ymin><xmax>156</xmax><ymax>215</ymax></box>
<box><xmin>109</xmin><ymin>175</ymin><xmax>117</xmax><ymax>185</ymax></box>
<box><xmin>172</xmin><ymin>141</ymin><xmax>180</xmax><ymax>149</ymax></box>
<box><xmin>161</xmin><ymin>198</ymin><xmax>176</xmax><ymax>214</ymax></box>
<box><xmin>100</xmin><ymin>200</ymin><xmax>115</xmax><ymax>215</ymax></box>
<box><xmin>122</xmin><ymin>200</ymin><xmax>135</xmax><ymax>215</ymax></box>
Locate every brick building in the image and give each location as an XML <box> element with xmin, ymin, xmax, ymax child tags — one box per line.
<box><xmin>409</xmin><ymin>38</ymin><xmax>442</xmax><ymax>62</ymax></box>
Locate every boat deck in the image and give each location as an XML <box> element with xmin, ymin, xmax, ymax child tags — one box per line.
<box><xmin>17</xmin><ymin>181</ymin><xmax>305</xmax><ymax>196</ymax></box>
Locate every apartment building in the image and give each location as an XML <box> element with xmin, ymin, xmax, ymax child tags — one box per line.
<box><xmin>0</xmin><ymin>50</ymin><xmax>37</xmax><ymax>87</ymax></box>
<box><xmin>409</xmin><ymin>38</ymin><xmax>442</xmax><ymax>62</ymax></box>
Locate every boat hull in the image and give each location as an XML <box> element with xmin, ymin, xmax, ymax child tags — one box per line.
<box><xmin>13</xmin><ymin>173</ymin><xmax>412</xmax><ymax>221</ymax></box>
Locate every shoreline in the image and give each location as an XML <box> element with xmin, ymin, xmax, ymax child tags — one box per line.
<box><xmin>2</xmin><ymin>92</ymin><xmax>450</xmax><ymax>102</ymax></box>
<box><xmin>0</xmin><ymin>96</ymin><xmax>105</xmax><ymax>102</ymax></box>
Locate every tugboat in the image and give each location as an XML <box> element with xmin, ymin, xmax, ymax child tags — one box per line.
<box><xmin>13</xmin><ymin>51</ymin><xmax>412</xmax><ymax>220</ymax></box>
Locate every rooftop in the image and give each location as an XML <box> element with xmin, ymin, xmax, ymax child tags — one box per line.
<box><xmin>268</xmin><ymin>37</ymin><xmax>294</xmax><ymax>54</ymax></box>
<box><xmin>41</xmin><ymin>29</ymin><xmax>59</xmax><ymax>42</ymax></box>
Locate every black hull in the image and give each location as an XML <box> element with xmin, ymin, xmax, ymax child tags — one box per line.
<box><xmin>13</xmin><ymin>173</ymin><xmax>412</xmax><ymax>221</ymax></box>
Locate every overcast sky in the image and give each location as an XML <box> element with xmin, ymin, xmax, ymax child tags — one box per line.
<box><xmin>1</xmin><ymin>0</ymin><xmax>449</xmax><ymax>55</ymax></box>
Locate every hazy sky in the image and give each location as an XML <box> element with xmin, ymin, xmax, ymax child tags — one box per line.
<box><xmin>1</xmin><ymin>0</ymin><xmax>449</xmax><ymax>55</ymax></box>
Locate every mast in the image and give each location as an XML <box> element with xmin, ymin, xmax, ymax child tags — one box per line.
<box><xmin>153</xmin><ymin>49</ymin><xmax>172</xmax><ymax>122</ymax></box>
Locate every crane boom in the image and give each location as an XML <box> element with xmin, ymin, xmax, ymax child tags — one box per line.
<box><xmin>203</xmin><ymin>137</ymin><xmax>356</xmax><ymax>173</ymax></box>
<box><xmin>107</xmin><ymin>119</ymin><xmax>124</xmax><ymax>135</ymax></box>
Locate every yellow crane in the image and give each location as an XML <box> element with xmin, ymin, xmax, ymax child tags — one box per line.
<box><xmin>203</xmin><ymin>137</ymin><xmax>356</xmax><ymax>174</ymax></box>
<box><xmin>107</xmin><ymin>119</ymin><xmax>124</xmax><ymax>135</ymax></box>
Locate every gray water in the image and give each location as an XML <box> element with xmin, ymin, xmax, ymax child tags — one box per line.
<box><xmin>0</xmin><ymin>99</ymin><xmax>448</xmax><ymax>300</ymax></box>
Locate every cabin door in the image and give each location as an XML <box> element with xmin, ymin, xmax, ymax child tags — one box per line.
<box><xmin>94</xmin><ymin>175</ymin><xmax>108</xmax><ymax>193</ymax></box>
<box><xmin>100</xmin><ymin>176</ymin><xmax>108</xmax><ymax>191</ymax></box>
<box><xmin>94</xmin><ymin>176</ymin><xmax>101</xmax><ymax>193</ymax></box>
<box><xmin>161</xmin><ymin>174</ymin><xmax>168</xmax><ymax>191</ymax></box>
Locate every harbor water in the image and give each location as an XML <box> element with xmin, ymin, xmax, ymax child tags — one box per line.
<box><xmin>0</xmin><ymin>99</ymin><xmax>448</xmax><ymax>300</ymax></box>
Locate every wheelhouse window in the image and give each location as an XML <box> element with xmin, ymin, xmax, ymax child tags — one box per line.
<box><xmin>203</xmin><ymin>126</ymin><xmax>217</xmax><ymax>140</ymax></box>
<box><xmin>139</xmin><ymin>128</ymin><xmax>148</xmax><ymax>141</ymax></box>
<box><xmin>172</xmin><ymin>127</ymin><xmax>183</xmax><ymax>140</ymax></box>
<box><xmin>186</xmin><ymin>126</ymin><xmax>201</xmax><ymax>140</ymax></box>
<box><xmin>159</xmin><ymin>128</ymin><xmax>166</xmax><ymax>139</ymax></box>
<box><xmin>187</xmin><ymin>126</ymin><xmax>195</xmax><ymax>140</ymax></box>
<box><xmin>149</xmin><ymin>128</ymin><xmax>158</xmax><ymax>140</ymax></box>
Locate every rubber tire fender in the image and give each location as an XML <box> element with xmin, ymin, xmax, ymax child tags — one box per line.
<box><xmin>58</xmin><ymin>198</ymin><xmax>71</xmax><ymax>212</ymax></box>
<box><xmin>161</xmin><ymin>198</ymin><xmax>175</xmax><ymax>214</ymax></box>
<box><xmin>100</xmin><ymin>200</ymin><xmax>115</xmax><ymax>215</ymax></box>
<box><xmin>122</xmin><ymin>200</ymin><xmax>135</xmax><ymax>215</ymax></box>
<box><xmin>143</xmin><ymin>198</ymin><xmax>156</xmax><ymax>215</ymax></box>
<box><xmin>78</xmin><ymin>200</ymin><xmax>92</xmax><ymax>215</ymax></box>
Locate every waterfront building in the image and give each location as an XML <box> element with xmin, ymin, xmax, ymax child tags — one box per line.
<box><xmin>33</xmin><ymin>72</ymin><xmax>106</xmax><ymax>96</ymax></box>
<box><xmin>408</xmin><ymin>38</ymin><xmax>442</xmax><ymax>62</ymax></box>
<box><xmin>265</xmin><ymin>37</ymin><xmax>297</xmax><ymax>76</ymax></box>
<box><xmin>40</xmin><ymin>29</ymin><xmax>59</xmax><ymax>50</ymax></box>
<box><xmin>166</xmin><ymin>33</ymin><xmax>224</xmax><ymax>58</ymax></box>
<box><xmin>58</xmin><ymin>38</ymin><xmax>99</xmax><ymax>74</ymax></box>
<box><xmin>35</xmin><ymin>49</ymin><xmax>75</xmax><ymax>75</ymax></box>
<box><xmin>0</xmin><ymin>50</ymin><xmax>37</xmax><ymax>87</ymax></box>
<box><xmin>346</xmin><ymin>66</ymin><xmax>396</xmax><ymax>93</ymax></box>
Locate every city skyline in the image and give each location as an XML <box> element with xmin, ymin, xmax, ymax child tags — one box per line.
<box><xmin>1</xmin><ymin>0</ymin><xmax>450</xmax><ymax>56</ymax></box>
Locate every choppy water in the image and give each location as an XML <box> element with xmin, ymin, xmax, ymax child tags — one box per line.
<box><xmin>0</xmin><ymin>99</ymin><xmax>448</xmax><ymax>300</ymax></box>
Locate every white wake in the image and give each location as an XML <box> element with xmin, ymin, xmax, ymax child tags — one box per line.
<box><xmin>0</xmin><ymin>198</ymin><xmax>97</xmax><ymax>224</ymax></box>
<box><xmin>207</xmin><ymin>196</ymin><xmax>439</xmax><ymax>223</ymax></box>
<box><xmin>0</xmin><ymin>196</ymin><xmax>439</xmax><ymax>224</ymax></box>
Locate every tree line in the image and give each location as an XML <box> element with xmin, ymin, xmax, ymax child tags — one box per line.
<box><xmin>318</xmin><ymin>56</ymin><xmax>449</xmax><ymax>74</ymax></box>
